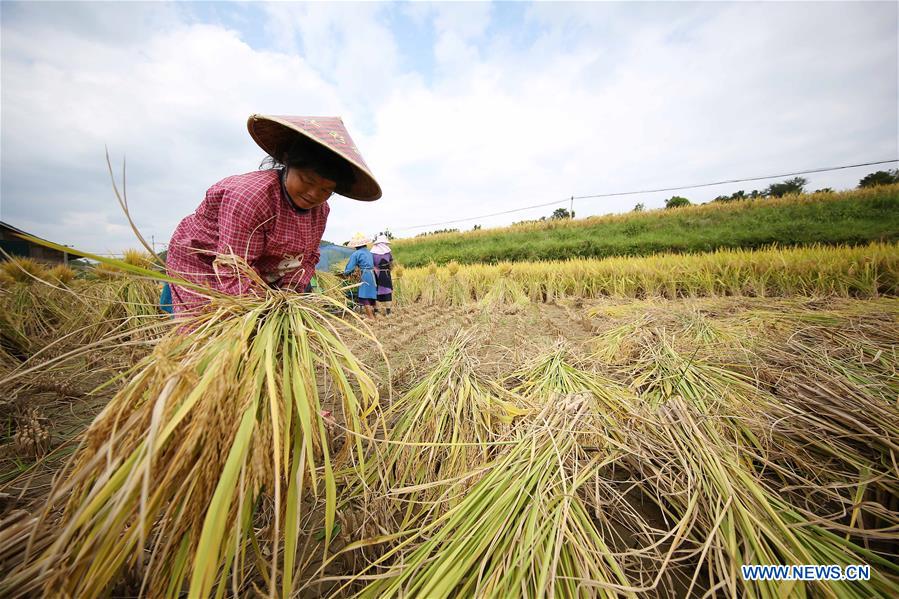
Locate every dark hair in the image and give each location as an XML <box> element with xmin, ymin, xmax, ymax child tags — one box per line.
<box><xmin>260</xmin><ymin>137</ymin><xmax>355</xmax><ymax>190</ymax></box>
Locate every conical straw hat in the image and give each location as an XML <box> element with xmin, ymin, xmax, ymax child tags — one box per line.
<box><xmin>347</xmin><ymin>232</ymin><xmax>370</xmax><ymax>247</ymax></box>
<box><xmin>247</xmin><ymin>114</ymin><xmax>382</xmax><ymax>201</ymax></box>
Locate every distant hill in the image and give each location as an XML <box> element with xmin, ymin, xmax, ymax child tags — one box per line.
<box><xmin>316</xmin><ymin>242</ymin><xmax>354</xmax><ymax>271</ymax></box>
<box><xmin>391</xmin><ymin>185</ymin><xmax>899</xmax><ymax>267</ymax></box>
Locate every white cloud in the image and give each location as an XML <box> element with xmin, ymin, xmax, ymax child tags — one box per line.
<box><xmin>260</xmin><ymin>2</ymin><xmax>402</xmax><ymax>118</ymax></box>
<box><xmin>2</xmin><ymin>6</ymin><xmax>349</xmax><ymax>252</ymax></box>
<box><xmin>366</xmin><ymin>1</ymin><xmax>898</xmax><ymax>234</ymax></box>
<box><xmin>2</xmin><ymin>1</ymin><xmax>896</xmax><ymax>252</ymax></box>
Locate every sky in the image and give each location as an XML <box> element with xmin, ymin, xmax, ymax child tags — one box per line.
<box><xmin>1</xmin><ymin>1</ymin><xmax>896</xmax><ymax>255</ymax></box>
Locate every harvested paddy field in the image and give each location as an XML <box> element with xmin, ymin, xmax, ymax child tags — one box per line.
<box><xmin>1</xmin><ymin>251</ymin><xmax>898</xmax><ymax>597</ymax></box>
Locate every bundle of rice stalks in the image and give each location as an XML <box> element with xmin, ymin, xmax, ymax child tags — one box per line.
<box><xmin>627</xmin><ymin>331</ymin><xmax>836</xmax><ymax>485</ymax></box>
<box><xmin>81</xmin><ymin>276</ymin><xmax>166</xmax><ymax>343</ymax></box>
<box><xmin>444</xmin><ymin>261</ymin><xmax>469</xmax><ymax>306</ymax></box>
<box><xmin>346</xmin><ymin>330</ymin><xmax>524</xmax><ymax>531</ymax></box>
<box><xmin>590</xmin><ymin>313</ymin><xmax>656</xmax><ymax>365</ymax></box>
<box><xmin>390</xmin><ymin>264</ymin><xmax>410</xmax><ymax>306</ymax></box>
<box><xmin>334</xmin><ymin>259</ymin><xmax>359</xmax><ymax>286</ymax></box>
<box><xmin>682</xmin><ymin>300</ymin><xmax>899</xmax><ymax>500</ymax></box>
<box><xmin>418</xmin><ymin>263</ymin><xmax>441</xmax><ymax>306</ymax></box>
<box><xmin>751</xmin><ymin>320</ymin><xmax>899</xmax><ymax>524</ymax></box>
<box><xmin>514</xmin><ymin>262</ymin><xmax>564</xmax><ymax>303</ymax></box>
<box><xmin>328</xmin><ymin>258</ymin><xmax>350</xmax><ymax>276</ymax></box>
<box><xmin>636</xmin><ymin>397</ymin><xmax>899</xmax><ymax>599</ymax></box>
<box><xmin>508</xmin><ymin>342</ymin><xmax>635</xmax><ymax>427</ymax></box>
<box><xmin>629</xmin><ymin>332</ymin><xmax>767</xmax><ymax>412</ymax></box>
<box><xmin>315</xmin><ymin>270</ymin><xmax>350</xmax><ymax>306</ymax></box>
<box><xmin>122</xmin><ymin>249</ymin><xmax>156</xmax><ymax>268</ymax></box>
<box><xmin>670</xmin><ymin>306</ymin><xmax>742</xmax><ymax>348</ymax></box>
<box><xmin>0</xmin><ymin>258</ymin><xmax>47</xmax><ymax>284</ymax></box>
<box><xmin>330</xmin><ymin>259</ymin><xmax>363</xmax><ymax>308</ymax></box>
<box><xmin>626</xmin><ymin>334</ymin><xmax>899</xmax><ymax>598</ymax></box>
<box><xmin>1</xmin><ymin>291</ymin><xmax>380</xmax><ymax>598</ymax></box>
<box><xmin>477</xmin><ymin>263</ymin><xmax>529</xmax><ymax>313</ymax></box>
<box><xmin>0</xmin><ymin>282</ymin><xmax>75</xmax><ymax>349</ymax></box>
<box><xmin>0</xmin><ymin>260</ymin><xmax>74</xmax><ymax>350</ymax></box>
<box><xmin>505</xmin><ymin>345</ymin><xmax>675</xmax><ymax>591</ymax></box>
<box><xmin>349</xmin><ymin>395</ymin><xmax>638</xmax><ymax>598</ymax></box>
<box><xmin>91</xmin><ymin>260</ymin><xmax>125</xmax><ymax>280</ymax></box>
<box><xmin>81</xmin><ymin>250</ymin><xmax>164</xmax><ymax>333</ymax></box>
<box><xmin>589</xmin><ymin>300</ymin><xmax>747</xmax><ymax>362</ymax></box>
<box><xmin>46</xmin><ymin>264</ymin><xmax>76</xmax><ymax>286</ymax></box>
<box><xmin>460</xmin><ymin>262</ymin><xmax>495</xmax><ymax>300</ymax></box>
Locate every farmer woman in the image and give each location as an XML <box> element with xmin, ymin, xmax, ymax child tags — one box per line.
<box><xmin>370</xmin><ymin>232</ymin><xmax>394</xmax><ymax>316</ymax></box>
<box><xmin>165</xmin><ymin>114</ymin><xmax>381</xmax><ymax>313</ymax></box>
<box><xmin>343</xmin><ymin>233</ymin><xmax>377</xmax><ymax>319</ymax></box>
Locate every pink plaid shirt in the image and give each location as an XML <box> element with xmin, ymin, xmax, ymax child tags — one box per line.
<box><xmin>166</xmin><ymin>169</ymin><xmax>328</xmax><ymax>312</ymax></box>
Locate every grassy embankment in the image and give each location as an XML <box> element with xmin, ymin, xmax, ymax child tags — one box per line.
<box><xmin>392</xmin><ymin>185</ymin><xmax>899</xmax><ymax>267</ymax></box>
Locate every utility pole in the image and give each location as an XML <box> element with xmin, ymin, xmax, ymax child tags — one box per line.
<box><xmin>151</xmin><ymin>235</ymin><xmax>155</xmax><ymax>254</ymax></box>
<box><xmin>570</xmin><ymin>196</ymin><xmax>574</xmax><ymax>218</ymax></box>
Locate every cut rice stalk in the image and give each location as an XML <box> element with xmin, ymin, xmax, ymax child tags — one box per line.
<box><xmin>1</xmin><ymin>291</ymin><xmax>379</xmax><ymax>598</ymax></box>
<box><xmin>477</xmin><ymin>264</ymin><xmax>529</xmax><ymax>313</ymax></box>
<box><xmin>624</xmin><ymin>328</ymin><xmax>899</xmax><ymax>598</ymax></box>
<box><xmin>508</xmin><ymin>342</ymin><xmax>636</xmax><ymax>428</ymax></box>
<box><xmin>349</xmin><ymin>394</ymin><xmax>637</xmax><ymax>599</ymax></box>
<box><xmin>635</xmin><ymin>398</ymin><xmax>899</xmax><ymax>599</ymax></box>
<box><xmin>345</xmin><ymin>329</ymin><xmax>525</xmax><ymax>533</ymax></box>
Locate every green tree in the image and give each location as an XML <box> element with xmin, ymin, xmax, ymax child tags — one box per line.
<box><xmin>665</xmin><ymin>196</ymin><xmax>691</xmax><ymax>209</ymax></box>
<box><xmin>764</xmin><ymin>177</ymin><xmax>806</xmax><ymax>198</ymax></box>
<box><xmin>715</xmin><ymin>190</ymin><xmax>748</xmax><ymax>203</ymax></box>
<box><xmin>633</xmin><ymin>203</ymin><xmax>645</xmax><ymax>212</ymax></box>
<box><xmin>551</xmin><ymin>207</ymin><xmax>574</xmax><ymax>219</ymax></box>
<box><xmin>858</xmin><ymin>170</ymin><xmax>899</xmax><ymax>188</ymax></box>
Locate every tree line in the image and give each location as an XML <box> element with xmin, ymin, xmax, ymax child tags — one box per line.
<box><xmin>660</xmin><ymin>169</ymin><xmax>898</xmax><ymax>210</ymax></box>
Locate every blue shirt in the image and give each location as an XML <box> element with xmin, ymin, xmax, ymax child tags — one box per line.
<box><xmin>344</xmin><ymin>248</ymin><xmax>377</xmax><ymax>299</ymax></box>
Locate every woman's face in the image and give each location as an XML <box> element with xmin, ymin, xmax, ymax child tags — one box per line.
<box><xmin>284</xmin><ymin>167</ymin><xmax>336</xmax><ymax>210</ymax></box>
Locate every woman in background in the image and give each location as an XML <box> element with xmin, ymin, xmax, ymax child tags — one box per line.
<box><xmin>371</xmin><ymin>232</ymin><xmax>393</xmax><ymax>316</ymax></box>
<box><xmin>343</xmin><ymin>233</ymin><xmax>377</xmax><ymax>319</ymax></box>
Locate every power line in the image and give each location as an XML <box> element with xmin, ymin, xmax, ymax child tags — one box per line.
<box><xmin>396</xmin><ymin>197</ymin><xmax>573</xmax><ymax>230</ymax></box>
<box><xmin>394</xmin><ymin>158</ymin><xmax>898</xmax><ymax>231</ymax></box>
<box><xmin>571</xmin><ymin>159</ymin><xmax>899</xmax><ymax>200</ymax></box>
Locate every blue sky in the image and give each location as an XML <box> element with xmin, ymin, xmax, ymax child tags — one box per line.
<box><xmin>1</xmin><ymin>1</ymin><xmax>896</xmax><ymax>254</ymax></box>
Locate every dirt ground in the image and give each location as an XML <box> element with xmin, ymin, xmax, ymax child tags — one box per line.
<box><xmin>1</xmin><ymin>296</ymin><xmax>895</xmax><ymax>597</ymax></box>
<box><xmin>0</xmin><ymin>300</ymin><xmax>599</xmax><ymax>513</ymax></box>
<box><xmin>347</xmin><ymin>299</ymin><xmax>598</xmax><ymax>387</ymax></box>
<box><xmin>4</xmin><ymin>295</ymin><xmax>894</xmax><ymax>515</ymax></box>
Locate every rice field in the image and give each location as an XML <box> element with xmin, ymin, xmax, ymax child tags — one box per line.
<box><xmin>396</xmin><ymin>243</ymin><xmax>898</xmax><ymax>305</ymax></box>
<box><xmin>0</xmin><ymin>244</ymin><xmax>897</xmax><ymax>597</ymax></box>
